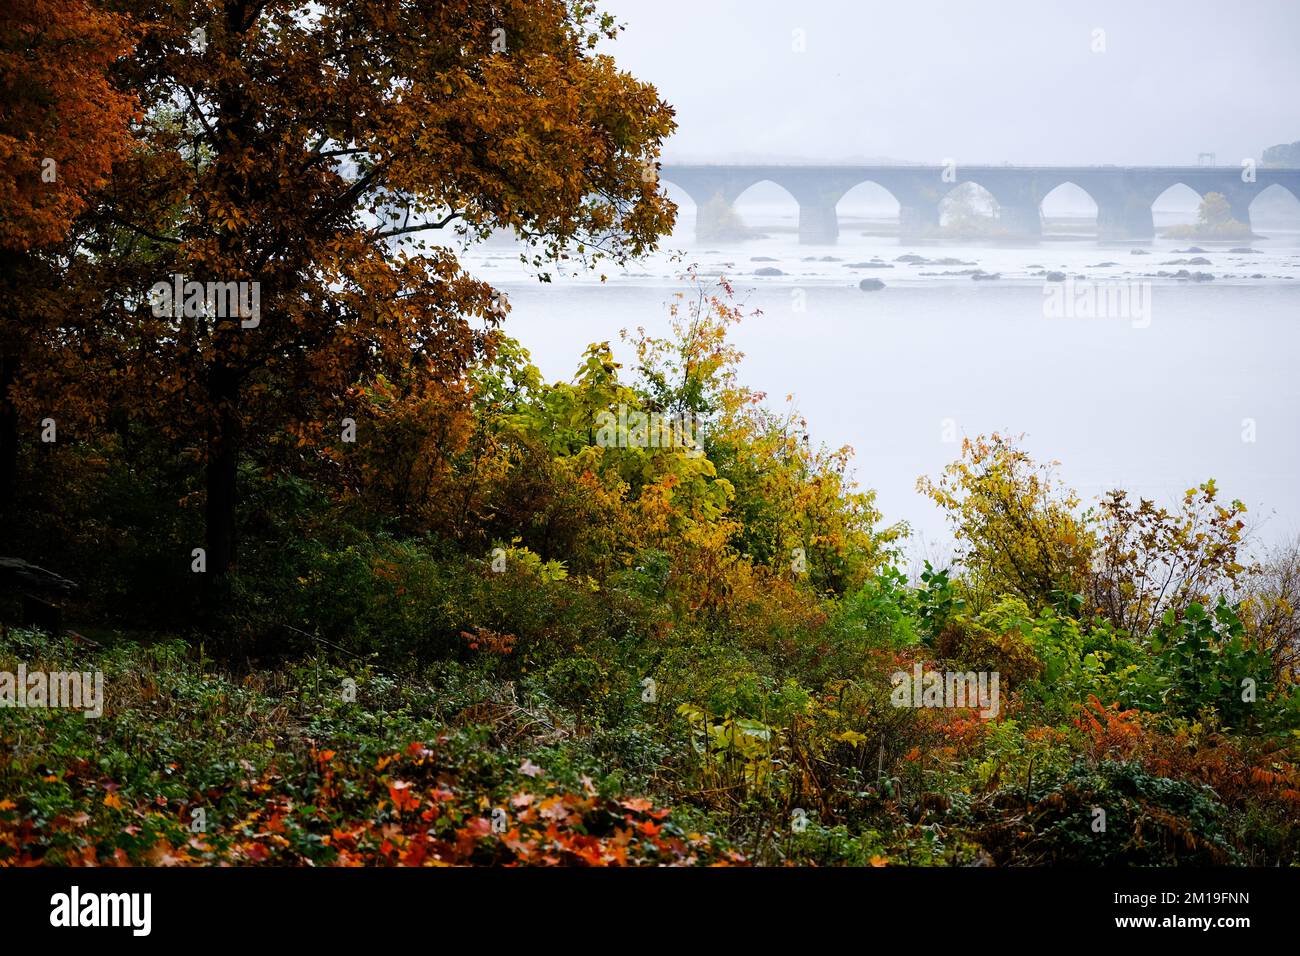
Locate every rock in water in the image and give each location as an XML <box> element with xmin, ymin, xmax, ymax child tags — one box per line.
<box><xmin>858</xmin><ymin>278</ymin><xmax>886</xmax><ymax>291</ymax></box>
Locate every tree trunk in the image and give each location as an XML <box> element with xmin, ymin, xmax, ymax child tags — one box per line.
<box><xmin>200</xmin><ymin>0</ymin><xmax>255</xmax><ymax>652</ymax></box>
<box><xmin>204</xmin><ymin>363</ymin><xmax>240</xmax><ymax>579</ymax></box>
<box><xmin>0</xmin><ymin>246</ymin><xmax>23</xmax><ymax>547</ymax></box>
<box><xmin>0</xmin><ymin>352</ymin><xmax>18</xmax><ymax>545</ymax></box>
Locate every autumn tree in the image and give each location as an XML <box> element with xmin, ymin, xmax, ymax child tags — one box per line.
<box><xmin>93</xmin><ymin>0</ymin><xmax>675</xmax><ymax>603</ymax></box>
<box><xmin>0</xmin><ymin>0</ymin><xmax>136</xmax><ymax>539</ymax></box>
<box><xmin>1088</xmin><ymin>482</ymin><xmax>1249</xmax><ymax>639</ymax></box>
<box><xmin>918</xmin><ymin>434</ymin><xmax>1093</xmax><ymax>611</ymax></box>
<box><xmin>627</xmin><ymin>271</ymin><xmax>899</xmax><ymax>596</ymax></box>
<box><xmin>1197</xmin><ymin>192</ymin><xmax>1234</xmax><ymax>228</ymax></box>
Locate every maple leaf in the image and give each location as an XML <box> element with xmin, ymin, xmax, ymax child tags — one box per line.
<box><xmin>519</xmin><ymin>759</ymin><xmax>543</xmax><ymax>778</ymax></box>
<box><xmin>505</xmin><ymin>831</ymin><xmax>537</xmax><ymax>859</ymax></box>
<box><xmin>568</xmin><ymin>835</ymin><xmax>608</xmax><ymax>867</ymax></box>
<box><xmin>402</xmin><ymin>835</ymin><xmax>429</xmax><ymax>867</ymax></box>
<box><xmin>147</xmin><ymin>840</ymin><xmax>188</xmax><ymax>866</ymax></box>
<box><xmin>539</xmin><ymin>797</ymin><xmax>571</xmax><ymax>822</ymax></box>
<box><xmin>387</xmin><ymin>780</ymin><xmax>420</xmax><ymax>814</ymax></box>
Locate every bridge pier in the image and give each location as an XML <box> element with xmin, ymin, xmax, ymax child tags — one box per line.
<box><xmin>694</xmin><ymin>192</ymin><xmax>738</xmax><ymax>244</ymax></box>
<box><xmin>1228</xmin><ymin>198</ymin><xmax>1254</xmax><ymax>233</ymax></box>
<box><xmin>797</xmin><ymin>202</ymin><xmax>839</xmax><ymax>244</ymax></box>
<box><xmin>996</xmin><ymin>201</ymin><xmax>1042</xmax><ymax>238</ymax></box>
<box><xmin>898</xmin><ymin>201</ymin><xmax>941</xmax><ymax>240</ymax></box>
<box><xmin>1221</xmin><ymin>187</ymin><xmax>1256</xmax><ymax>235</ymax></box>
<box><xmin>1096</xmin><ymin>196</ymin><xmax>1155</xmax><ymax>240</ymax></box>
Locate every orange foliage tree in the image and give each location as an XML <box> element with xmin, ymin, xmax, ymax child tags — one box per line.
<box><xmin>80</xmin><ymin>0</ymin><xmax>675</xmax><ymax>604</ymax></box>
<box><xmin>0</xmin><ymin>0</ymin><xmax>137</xmax><ymax>536</ymax></box>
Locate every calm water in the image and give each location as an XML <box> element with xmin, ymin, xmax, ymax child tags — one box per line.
<box><xmin>471</xmin><ymin>209</ymin><xmax>1300</xmax><ymax>560</ymax></box>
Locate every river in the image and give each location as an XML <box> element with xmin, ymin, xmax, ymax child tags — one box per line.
<box><xmin>471</xmin><ymin>199</ymin><xmax>1300</xmax><ymax>562</ymax></box>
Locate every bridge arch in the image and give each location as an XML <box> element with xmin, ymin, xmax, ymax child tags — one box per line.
<box><xmin>1255</xmin><ymin>181</ymin><xmax>1300</xmax><ymax>203</ymax></box>
<box><xmin>1150</xmin><ymin>182</ymin><xmax>1206</xmax><ymax>233</ymax></box>
<box><xmin>938</xmin><ymin>181</ymin><xmax>1003</xmax><ymax>236</ymax></box>
<box><xmin>731</xmin><ymin>179</ymin><xmax>801</xmax><ymax>234</ymax></box>
<box><xmin>937</xmin><ymin>177</ymin><xmax>1048</xmax><ymax>238</ymax></box>
<box><xmin>1250</xmin><ymin>181</ymin><xmax>1300</xmax><ymax>206</ymax></box>
<box><xmin>1248</xmin><ymin>182</ymin><xmax>1300</xmax><ymax>229</ymax></box>
<box><xmin>657</xmin><ymin>180</ymin><xmax>699</xmax><ymax>243</ymax></box>
<box><xmin>834</xmin><ymin>181</ymin><xmax>902</xmax><ymax>233</ymax></box>
<box><xmin>1040</xmin><ymin>181</ymin><xmax>1100</xmax><ymax>236</ymax></box>
<box><xmin>936</xmin><ymin>178</ymin><xmax>1001</xmax><ymax>204</ymax></box>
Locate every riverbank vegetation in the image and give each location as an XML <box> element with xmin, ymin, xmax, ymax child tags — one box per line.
<box><xmin>1163</xmin><ymin>192</ymin><xmax>1254</xmax><ymax>240</ymax></box>
<box><xmin>3</xmin><ymin>276</ymin><xmax>1299</xmax><ymax>865</ymax></box>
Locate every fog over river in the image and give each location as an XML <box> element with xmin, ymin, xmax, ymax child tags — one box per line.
<box><xmin>468</xmin><ymin>195</ymin><xmax>1300</xmax><ymax>564</ymax></box>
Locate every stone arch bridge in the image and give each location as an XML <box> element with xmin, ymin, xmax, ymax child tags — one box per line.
<box><xmin>658</xmin><ymin>163</ymin><xmax>1300</xmax><ymax>243</ymax></box>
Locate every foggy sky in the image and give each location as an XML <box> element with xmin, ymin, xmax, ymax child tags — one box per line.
<box><xmin>598</xmin><ymin>0</ymin><xmax>1300</xmax><ymax>166</ymax></box>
